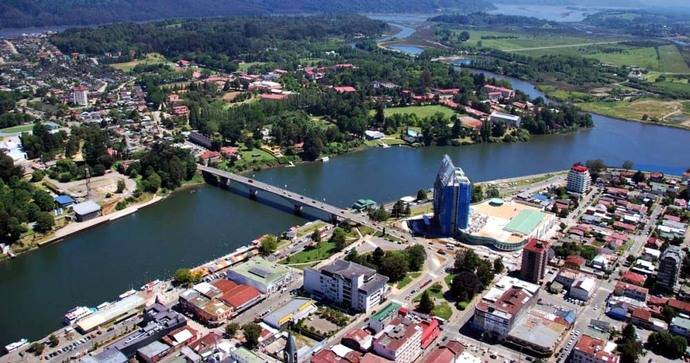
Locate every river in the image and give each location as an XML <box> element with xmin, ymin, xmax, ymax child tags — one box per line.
<box><xmin>2</xmin><ymin>27</ymin><xmax>690</xmax><ymax>347</ymax></box>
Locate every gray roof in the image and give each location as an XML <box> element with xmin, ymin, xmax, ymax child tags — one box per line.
<box><xmin>91</xmin><ymin>349</ymin><xmax>127</xmax><ymax>363</ymax></box>
<box><xmin>137</xmin><ymin>341</ymin><xmax>170</xmax><ymax>358</ymax></box>
<box><xmin>359</xmin><ymin>274</ymin><xmax>389</xmax><ymax>294</ymax></box>
<box><xmin>320</xmin><ymin>260</ymin><xmax>376</xmax><ymax>279</ymax></box>
<box><xmin>72</xmin><ymin>200</ymin><xmax>101</xmax><ymax>216</ymax></box>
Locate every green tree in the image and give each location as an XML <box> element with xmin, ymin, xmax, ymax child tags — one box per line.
<box><xmin>405</xmin><ymin>244</ymin><xmax>426</xmax><ymax>271</ymax></box>
<box><xmin>368</xmin><ymin>205</ymin><xmax>390</xmax><ymax>221</ymax></box>
<box><xmin>416</xmin><ymin>189</ymin><xmax>427</xmax><ymax>201</ymax></box>
<box><xmin>493</xmin><ymin>257</ymin><xmax>504</xmax><ymax>274</ymax></box>
<box><xmin>173</xmin><ymin>268</ymin><xmax>201</xmax><ymax>286</ymax></box>
<box><xmin>379</xmin><ymin>252</ymin><xmax>409</xmax><ymax>282</ymax></box>
<box><xmin>144</xmin><ymin>172</ymin><xmax>162</xmax><ymax>193</ymax></box>
<box><xmin>116</xmin><ymin>179</ymin><xmax>126</xmax><ymax>193</ymax></box>
<box><xmin>260</xmin><ymin>235</ymin><xmax>279</xmax><ymax>256</ymax></box>
<box><xmin>454</xmin><ymin>249</ymin><xmax>480</xmax><ymax>272</ymax></box>
<box><xmin>310</xmin><ymin>229</ymin><xmax>321</xmax><ymax>243</ymax></box>
<box><xmin>33</xmin><ymin>189</ymin><xmax>55</xmax><ymax>211</ymax></box>
<box><xmin>450</xmin><ymin>271</ymin><xmax>482</xmax><ymax>301</ymax></box>
<box><xmin>302</xmin><ymin>130</ymin><xmax>324</xmax><ymax>161</ymax></box>
<box><xmin>30</xmin><ymin>342</ymin><xmax>45</xmax><ymax>355</ymax></box>
<box><xmin>242</xmin><ymin>323</ymin><xmax>262</xmax><ymax>349</ymax></box>
<box><xmin>418</xmin><ymin>290</ymin><xmax>435</xmax><ymax>314</ymax></box>
<box><xmin>646</xmin><ymin>331</ymin><xmax>686</xmax><ymax>359</ymax></box>
<box><xmin>622</xmin><ymin>160</ymin><xmax>634</xmax><ymax>170</ymax></box>
<box><xmin>48</xmin><ymin>334</ymin><xmax>59</xmax><ymax>347</ymax></box>
<box><xmin>31</xmin><ymin>170</ymin><xmax>46</xmax><ymax>182</ymax></box>
<box><xmin>476</xmin><ymin>259</ymin><xmax>495</xmax><ymax>287</ymax></box>
<box><xmin>330</xmin><ymin>227</ymin><xmax>348</xmax><ymax>251</ymax></box>
<box><xmin>225</xmin><ymin>322</ymin><xmax>239</xmax><ymax>337</ymax></box>
<box><xmin>374</xmin><ymin>103</ymin><xmax>385</xmax><ymax>126</ymax></box>
<box><xmin>34</xmin><ymin>212</ymin><xmax>55</xmax><ymax>233</ymax></box>
<box><xmin>373</xmin><ymin>247</ymin><xmax>385</xmax><ymax>266</ymax></box>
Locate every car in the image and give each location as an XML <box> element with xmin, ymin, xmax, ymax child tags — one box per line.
<box><xmin>248</xmin><ymin>179</ymin><xmax>254</xmax><ymax>183</ymax></box>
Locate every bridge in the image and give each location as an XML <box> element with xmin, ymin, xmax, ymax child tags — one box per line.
<box><xmin>198</xmin><ymin>165</ymin><xmax>410</xmax><ymax>241</ymax></box>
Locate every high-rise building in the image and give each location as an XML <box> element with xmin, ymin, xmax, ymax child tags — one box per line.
<box><xmin>567</xmin><ymin>163</ymin><xmax>591</xmax><ymax>194</ymax></box>
<box><xmin>433</xmin><ymin>155</ymin><xmax>472</xmax><ymax>235</ymax></box>
<box><xmin>72</xmin><ymin>85</ymin><xmax>89</xmax><ymax>106</ymax></box>
<box><xmin>657</xmin><ymin>245</ymin><xmax>684</xmax><ymax>293</ymax></box>
<box><xmin>520</xmin><ymin>238</ymin><xmax>550</xmax><ymax>283</ymax></box>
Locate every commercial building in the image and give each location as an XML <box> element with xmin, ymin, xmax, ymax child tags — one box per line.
<box><xmin>304</xmin><ymin>259</ymin><xmax>389</xmax><ymax>312</ymax></box>
<box><xmin>262</xmin><ymin>297</ymin><xmax>316</xmax><ymax>329</ymax></box>
<box><xmin>472</xmin><ymin>276</ymin><xmax>540</xmax><ymax>340</ymax></box>
<box><xmin>433</xmin><ymin>155</ymin><xmax>472</xmax><ymax>235</ymax></box>
<box><xmin>656</xmin><ymin>245</ymin><xmax>684</xmax><ymax>293</ymax></box>
<box><xmin>569</xmin><ymin>277</ymin><xmax>596</xmax><ymax>301</ymax></box>
<box><xmin>72</xmin><ymin>85</ymin><xmax>89</xmax><ymax>106</ymax></box>
<box><xmin>489</xmin><ymin>112</ymin><xmax>521</xmax><ymax>127</ymax></box>
<box><xmin>422</xmin><ymin>341</ymin><xmax>476</xmax><ymax>363</ymax></box>
<box><xmin>372</xmin><ymin>322</ymin><xmax>422</xmax><ymax>363</ymax></box>
<box><xmin>567</xmin><ymin>164</ymin><xmax>591</xmax><ymax>194</ymax></box>
<box><xmin>370</xmin><ymin>302</ymin><xmax>403</xmax><ymax>333</ymax></box>
<box><xmin>107</xmin><ymin>304</ymin><xmax>187</xmax><ymax>358</ymax></box>
<box><xmin>227</xmin><ymin>257</ymin><xmax>293</xmax><ymax>294</ymax></box>
<box><xmin>520</xmin><ymin>238</ymin><xmax>549</xmax><ymax>283</ymax></box>
<box><xmin>461</xmin><ymin>198</ymin><xmax>556</xmax><ymax>251</ymax></box>
<box><xmin>76</xmin><ymin>294</ymin><xmax>146</xmax><ymax>333</ymax></box>
<box><xmin>670</xmin><ymin>316</ymin><xmax>690</xmax><ymax>337</ymax></box>
<box><xmin>571</xmin><ymin>335</ymin><xmax>619</xmax><ymax>363</ymax></box>
<box><xmin>72</xmin><ymin>200</ymin><xmax>102</xmax><ymax>222</ymax></box>
<box><xmin>505</xmin><ymin>308</ymin><xmax>569</xmax><ymax>357</ymax></box>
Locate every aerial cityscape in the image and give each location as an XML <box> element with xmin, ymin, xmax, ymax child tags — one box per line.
<box><xmin>0</xmin><ymin>1</ymin><xmax>690</xmax><ymax>363</ymax></box>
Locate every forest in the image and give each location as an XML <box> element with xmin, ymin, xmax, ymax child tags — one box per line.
<box><xmin>0</xmin><ymin>0</ymin><xmax>493</xmax><ymax>29</ymax></box>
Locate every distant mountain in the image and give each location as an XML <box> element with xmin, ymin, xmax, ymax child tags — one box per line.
<box><xmin>0</xmin><ymin>0</ymin><xmax>495</xmax><ymax>29</ymax></box>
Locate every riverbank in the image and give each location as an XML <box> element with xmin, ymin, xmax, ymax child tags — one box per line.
<box><xmin>0</xmin><ymin>178</ymin><xmax>205</xmax><ymax>263</ymax></box>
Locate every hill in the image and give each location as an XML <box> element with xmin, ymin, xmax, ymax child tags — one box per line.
<box><xmin>0</xmin><ymin>0</ymin><xmax>494</xmax><ymax>29</ymax></box>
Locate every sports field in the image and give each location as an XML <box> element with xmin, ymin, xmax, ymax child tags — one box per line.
<box><xmin>382</xmin><ymin>105</ymin><xmax>457</xmax><ymax>119</ymax></box>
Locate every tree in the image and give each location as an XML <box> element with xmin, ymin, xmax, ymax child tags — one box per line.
<box><xmin>310</xmin><ymin>229</ymin><xmax>321</xmax><ymax>243</ymax></box>
<box><xmin>405</xmin><ymin>244</ymin><xmax>426</xmax><ymax>271</ymax></box>
<box><xmin>0</xmin><ymin>151</ymin><xmax>22</xmax><ymax>182</ymax></box>
<box><xmin>374</xmin><ymin>103</ymin><xmax>385</xmax><ymax>126</ymax></box>
<box><xmin>116</xmin><ymin>179</ymin><xmax>126</xmax><ymax>193</ymax></box>
<box><xmin>646</xmin><ymin>331</ymin><xmax>687</xmax><ymax>359</ymax></box>
<box><xmin>48</xmin><ymin>334</ymin><xmax>59</xmax><ymax>347</ymax></box>
<box><xmin>225</xmin><ymin>322</ymin><xmax>239</xmax><ymax>337</ymax></box>
<box><xmin>454</xmin><ymin>249</ymin><xmax>479</xmax><ymax>272</ymax></box>
<box><xmin>418</xmin><ymin>290</ymin><xmax>435</xmax><ymax>314</ymax></box>
<box><xmin>30</xmin><ymin>342</ymin><xmax>45</xmax><ymax>356</ymax></box>
<box><xmin>661</xmin><ymin>305</ymin><xmax>677</xmax><ymax>323</ymax></box>
<box><xmin>618</xmin><ymin>323</ymin><xmax>643</xmax><ymax>363</ymax></box>
<box><xmin>173</xmin><ymin>268</ymin><xmax>201</xmax><ymax>286</ymax></box>
<box><xmin>450</xmin><ymin>271</ymin><xmax>482</xmax><ymax>301</ymax></box>
<box><xmin>379</xmin><ymin>252</ymin><xmax>409</xmax><ymax>282</ymax></box>
<box><xmin>632</xmin><ymin>170</ymin><xmax>646</xmax><ymax>184</ymax></box>
<box><xmin>144</xmin><ymin>172</ymin><xmax>161</xmax><ymax>193</ymax></box>
<box><xmin>493</xmin><ymin>257</ymin><xmax>504</xmax><ymax>274</ymax></box>
<box><xmin>302</xmin><ymin>130</ymin><xmax>324</xmax><ymax>161</ymax></box>
<box><xmin>622</xmin><ymin>160</ymin><xmax>634</xmax><ymax>170</ymax></box>
<box><xmin>373</xmin><ymin>247</ymin><xmax>385</xmax><ymax>266</ymax></box>
<box><xmin>330</xmin><ymin>227</ymin><xmax>348</xmax><ymax>251</ymax></box>
<box><xmin>34</xmin><ymin>212</ymin><xmax>55</xmax><ymax>233</ymax></box>
<box><xmin>242</xmin><ymin>323</ymin><xmax>262</xmax><ymax>349</ymax></box>
<box><xmin>416</xmin><ymin>189</ymin><xmax>427</xmax><ymax>201</ymax></box>
<box><xmin>33</xmin><ymin>189</ymin><xmax>55</xmax><ymax>211</ymax></box>
<box><xmin>368</xmin><ymin>205</ymin><xmax>390</xmax><ymax>221</ymax></box>
<box><xmin>476</xmin><ymin>259</ymin><xmax>495</xmax><ymax>287</ymax></box>
<box><xmin>260</xmin><ymin>235</ymin><xmax>279</xmax><ymax>256</ymax></box>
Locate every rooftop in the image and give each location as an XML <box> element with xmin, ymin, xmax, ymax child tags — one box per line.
<box><xmin>229</xmin><ymin>257</ymin><xmax>291</xmax><ymax>285</ymax></box>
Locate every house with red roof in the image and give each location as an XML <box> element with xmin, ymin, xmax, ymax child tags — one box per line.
<box><xmin>421</xmin><ymin>340</ymin><xmax>466</xmax><ymax>363</ymax></box>
<box><xmin>334</xmin><ymin>86</ymin><xmax>357</xmax><ymax>94</ymax></box>
<box><xmin>621</xmin><ymin>271</ymin><xmax>646</xmax><ymax>286</ymax></box>
<box><xmin>564</xmin><ymin>255</ymin><xmax>586</xmax><ymax>270</ymax></box>
<box><xmin>199</xmin><ymin>151</ymin><xmax>221</xmax><ymax>166</ymax></box>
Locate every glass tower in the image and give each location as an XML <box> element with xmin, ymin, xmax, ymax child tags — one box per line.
<box><xmin>433</xmin><ymin>155</ymin><xmax>472</xmax><ymax>236</ymax></box>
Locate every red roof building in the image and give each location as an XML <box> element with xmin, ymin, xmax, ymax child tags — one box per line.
<box><xmin>621</xmin><ymin>271</ymin><xmax>646</xmax><ymax>286</ymax></box>
<box><xmin>572</xmin><ymin>335</ymin><xmax>619</xmax><ymax>363</ymax></box>
<box><xmin>421</xmin><ymin>340</ymin><xmax>466</xmax><ymax>363</ymax></box>
<box><xmin>565</xmin><ymin>255</ymin><xmax>586</xmax><ymax>270</ymax></box>
<box><xmin>311</xmin><ymin>349</ymin><xmax>361</xmax><ymax>363</ymax></box>
<box><xmin>334</xmin><ymin>86</ymin><xmax>357</xmax><ymax>93</ymax></box>
<box><xmin>419</xmin><ymin>318</ymin><xmax>440</xmax><ymax>349</ymax></box>
<box><xmin>360</xmin><ymin>353</ymin><xmax>393</xmax><ymax>363</ymax></box>
<box><xmin>260</xmin><ymin>93</ymin><xmax>289</xmax><ymax>101</ymax></box>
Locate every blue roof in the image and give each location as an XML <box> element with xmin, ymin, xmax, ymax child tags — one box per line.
<box><xmin>532</xmin><ymin>193</ymin><xmax>549</xmax><ymax>202</ymax></box>
<box><xmin>54</xmin><ymin>195</ymin><xmax>75</xmax><ymax>205</ymax></box>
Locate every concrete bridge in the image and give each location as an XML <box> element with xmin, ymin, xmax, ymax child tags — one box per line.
<box><xmin>198</xmin><ymin>165</ymin><xmax>397</xmax><ymax>237</ymax></box>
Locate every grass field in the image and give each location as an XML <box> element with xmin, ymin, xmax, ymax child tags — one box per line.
<box><xmin>110</xmin><ymin>53</ymin><xmax>169</xmax><ymax>72</ymax></box>
<box><xmin>284</xmin><ymin>241</ymin><xmax>337</xmax><ymax>264</ymax></box>
<box><xmin>577</xmin><ymin>98</ymin><xmax>690</xmax><ymax>127</ymax></box>
<box><xmin>382</xmin><ymin>105</ymin><xmax>456</xmax><ymax>119</ymax></box>
<box><xmin>460</xmin><ymin>29</ymin><xmax>604</xmax><ymax>51</ymax></box>
<box><xmin>396</xmin><ymin>272</ymin><xmax>422</xmax><ymax>289</ymax></box>
<box><xmin>237</xmin><ymin>62</ymin><xmax>265</xmax><ymax>72</ymax></box>
<box><xmin>0</xmin><ymin>123</ymin><xmax>34</xmax><ymax>134</ymax></box>
<box><xmin>538</xmin><ymin>85</ymin><xmax>594</xmax><ymax>102</ymax></box>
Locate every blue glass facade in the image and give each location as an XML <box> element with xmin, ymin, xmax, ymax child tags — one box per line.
<box><xmin>433</xmin><ymin>155</ymin><xmax>472</xmax><ymax>236</ymax></box>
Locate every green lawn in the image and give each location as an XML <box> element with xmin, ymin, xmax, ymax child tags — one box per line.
<box><xmin>237</xmin><ymin>62</ymin><xmax>266</xmax><ymax>72</ymax></box>
<box><xmin>110</xmin><ymin>53</ymin><xmax>169</xmax><ymax>72</ymax></box>
<box><xmin>460</xmin><ymin>29</ymin><xmax>602</xmax><ymax>51</ymax></box>
<box><xmin>397</xmin><ymin>272</ymin><xmax>422</xmax><ymax>289</ymax></box>
<box><xmin>283</xmin><ymin>241</ymin><xmax>337</xmax><ymax>264</ymax></box>
<box><xmin>382</xmin><ymin>105</ymin><xmax>456</xmax><ymax>119</ymax></box>
<box><xmin>577</xmin><ymin>98</ymin><xmax>682</xmax><ymax>122</ymax></box>
<box><xmin>433</xmin><ymin>302</ymin><xmax>453</xmax><ymax>320</ymax></box>
<box><xmin>0</xmin><ymin>123</ymin><xmax>34</xmax><ymax>134</ymax></box>
<box><xmin>657</xmin><ymin>45</ymin><xmax>690</xmax><ymax>73</ymax></box>
<box><xmin>444</xmin><ymin>273</ymin><xmax>454</xmax><ymax>287</ymax></box>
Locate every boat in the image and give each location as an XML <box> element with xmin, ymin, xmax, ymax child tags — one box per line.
<box><xmin>118</xmin><ymin>289</ymin><xmax>137</xmax><ymax>300</ymax></box>
<box><xmin>320</xmin><ymin>156</ymin><xmax>330</xmax><ymax>162</ymax></box>
<box><xmin>63</xmin><ymin>306</ymin><xmax>93</xmax><ymax>325</ymax></box>
<box><xmin>4</xmin><ymin>339</ymin><xmax>28</xmax><ymax>353</ymax></box>
<box><xmin>141</xmin><ymin>280</ymin><xmax>161</xmax><ymax>291</ymax></box>
<box><xmin>96</xmin><ymin>302</ymin><xmax>110</xmax><ymax>310</ymax></box>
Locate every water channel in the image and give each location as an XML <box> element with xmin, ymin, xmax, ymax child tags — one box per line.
<box><xmin>1</xmin><ymin>20</ymin><xmax>690</xmax><ymax>346</ymax></box>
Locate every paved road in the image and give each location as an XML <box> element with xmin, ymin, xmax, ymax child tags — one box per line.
<box><xmin>198</xmin><ymin>165</ymin><xmax>412</xmax><ymax>243</ymax></box>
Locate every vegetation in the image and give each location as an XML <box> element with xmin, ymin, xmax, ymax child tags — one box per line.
<box><xmin>242</xmin><ymin>323</ymin><xmax>262</xmax><ymax>350</ymax></box>
<box><xmin>124</xmin><ymin>142</ymin><xmax>197</xmax><ymax>192</ymax></box>
<box><xmin>259</xmin><ymin>235</ymin><xmax>279</xmax><ymax>256</ymax></box>
<box><xmin>646</xmin><ymin>331</ymin><xmax>687</xmax><ymax>360</ymax></box>
<box><xmin>172</xmin><ymin>268</ymin><xmax>202</xmax><ymax>286</ymax></box>
<box><xmin>418</xmin><ymin>290</ymin><xmax>435</xmax><ymax>314</ymax></box>
<box><xmin>225</xmin><ymin>323</ymin><xmax>239</xmax><ymax>337</ymax></box>
<box><xmin>346</xmin><ymin>245</ymin><xmax>427</xmax><ymax>282</ymax></box>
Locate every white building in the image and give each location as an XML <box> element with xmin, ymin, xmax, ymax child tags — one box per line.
<box><xmin>489</xmin><ymin>112</ymin><xmax>521</xmax><ymax>127</ymax></box>
<box><xmin>567</xmin><ymin>164</ymin><xmax>591</xmax><ymax>194</ymax></box>
<box><xmin>569</xmin><ymin>277</ymin><xmax>596</xmax><ymax>301</ymax></box>
<box><xmin>72</xmin><ymin>85</ymin><xmax>89</xmax><ymax>106</ymax></box>
<box><xmin>304</xmin><ymin>260</ymin><xmax>388</xmax><ymax>312</ymax></box>
<box><xmin>571</xmin><ymin>335</ymin><xmax>619</xmax><ymax>363</ymax></box>
<box><xmin>373</xmin><ymin>323</ymin><xmax>423</xmax><ymax>363</ymax></box>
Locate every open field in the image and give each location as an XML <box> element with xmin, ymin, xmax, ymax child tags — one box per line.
<box><xmin>283</xmin><ymin>241</ymin><xmax>337</xmax><ymax>264</ymax></box>
<box><xmin>382</xmin><ymin>105</ymin><xmax>457</xmax><ymax>119</ymax></box>
<box><xmin>459</xmin><ymin>29</ymin><xmax>609</xmax><ymax>51</ymax></box>
<box><xmin>237</xmin><ymin>62</ymin><xmax>265</xmax><ymax>72</ymax></box>
<box><xmin>577</xmin><ymin>98</ymin><xmax>690</xmax><ymax>128</ymax></box>
<box><xmin>110</xmin><ymin>53</ymin><xmax>170</xmax><ymax>72</ymax></box>
<box><xmin>0</xmin><ymin>123</ymin><xmax>34</xmax><ymax>134</ymax></box>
